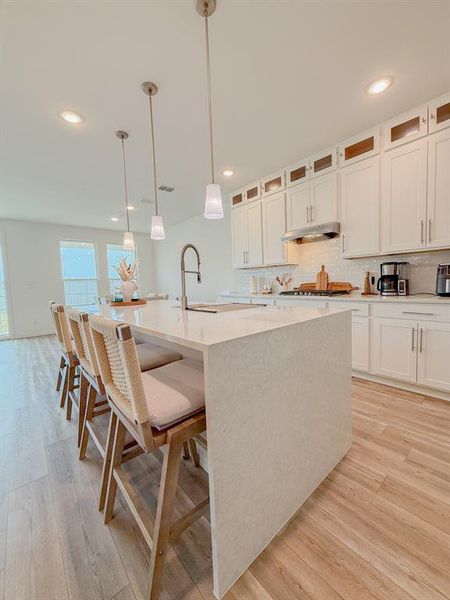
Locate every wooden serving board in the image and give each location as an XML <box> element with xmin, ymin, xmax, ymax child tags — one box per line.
<box><xmin>108</xmin><ymin>299</ymin><xmax>147</xmax><ymax>307</ymax></box>
<box><xmin>297</xmin><ymin>282</ymin><xmax>358</xmax><ymax>293</ymax></box>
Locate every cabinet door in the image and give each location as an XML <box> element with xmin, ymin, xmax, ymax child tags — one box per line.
<box><xmin>427</xmin><ymin>129</ymin><xmax>450</xmax><ymax>249</ymax></box>
<box><xmin>429</xmin><ymin>93</ymin><xmax>450</xmax><ymax>134</ymax></box>
<box><xmin>230</xmin><ymin>189</ymin><xmax>245</xmax><ymax>208</ymax></box>
<box><xmin>341</xmin><ymin>156</ymin><xmax>380</xmax><ymax>257</ymax></box>
<box><xmin>310</xmin><ymin>172</ymin><xmax>338</xmax><ymax>225</ymax></box>
<box><xmin>286</xmin><ymin>159</ymin><xmax>310</xmax><ymax>188</ymax></box>
<box><xmin>382</xmin><ymin>105</ymin><xmax>428</xmax><ymax>150</ymax></box>
<box><xmin>351</xmin><ymin>316</ymin><xmax>369</xmax><ymax>372</ymax></box>
<box><xmin>381</xmin><ymin>138</ymin><xmax>427</xmax><ymax>253</ymax></box>
<box><xmin>338</xmin><ymin>128</ymin><xmax>380</xmax><ymax>167</ymax></box>
<box><xmin>417</xmin><ymin>321</ymin><xmax>450</xmax><ymax>391</ymax></box>
<box><xmin>372</xmin><ymin>318</ymin><xmax>417</xmax><ymax>382</ymax></box>
<box><xmin>244</xmin><ymin>181</ymin><xmax>261</xmax><ymax>203</ymax></box>
<box><xmin>231</xmin><ymin>207</ymin><xmax>247</xmax><ymax>268</ymax></box>
<box><xmin>309</xmin><ymin>146</ymin><xmax>337</xmax><ymax>178</ymax></box>
<box><xmin>262</xmin><ymin>192</ymin><xmax>287</xmax><ymax>265</ymax></box>
<box><xmin>246</xmin><ymin>201</ymin><xmax>263</xmax><ymax>267</ymax></box>
<box><xmin>286</xmin><ymin>181</ymin><xmax>310</xmax><ymax>230</ymax></box>
<box><xmin>261</xmin><ymin>170</ymin><xmax>285</xmax><ymax>197</ymax></box>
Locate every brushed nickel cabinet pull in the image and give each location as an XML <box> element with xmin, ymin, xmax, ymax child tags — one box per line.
<box><xmin>420</xmin><ymin>220</ymin><xmax>424</xmax><ymax>244</ymax></box>
<box><xmin>419</xmin><ymin>328</ymin><xmax>424</xmax><ymax>353</ymax></box>
<box><xmin>402</xmin><ymin>311</ymin><xmax>434</xmax><ymax>316</ymax></box>
<box><xmin>306</xmin><ymin>205</ymin><xmax>309</xmax><ymax>223</ymax></box>
<box><xmin>411</xmin><ymin>328</ymin><xmax>415</xmax><ymax>352</ymax></box>
<box><xmin>428</xmin><ymin>218</ymin><xmax>432</xmax><ymax>243</ymax></box>
<box><xmin>342</xmin><ymin>234</ymin><xmax>345</xmax><ymax>253</ymax></box>
<box><xmin>431</xmin><ymin>113</ymin><xmax>435</xmax><ymax>120</ymax></box>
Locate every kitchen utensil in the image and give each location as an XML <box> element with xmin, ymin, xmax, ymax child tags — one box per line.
<box><xmin>315</xmin><ymin>265</ymin><xmax>329</xmax><ymax>291</ymax></box>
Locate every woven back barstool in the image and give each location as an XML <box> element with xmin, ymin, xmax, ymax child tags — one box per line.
<box><xmin>89</xmin><ymin>314</ymin><xmax>208</xmax><ymax>600</ymax></box>
<box><xmin>49</xmin><ymin>302</ymin><xmax>79</xmax><ymax>419</ymax></box>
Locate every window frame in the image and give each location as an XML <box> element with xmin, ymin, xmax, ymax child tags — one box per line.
<box><xmin>106</xmin><ymin>243</ymin><xmax>139</xmax><ymax>296</ymax></box>
<box><xmin>59</xmin><ymin>239</ymin><xmax>99</xmax><ymax>307</ymax></box>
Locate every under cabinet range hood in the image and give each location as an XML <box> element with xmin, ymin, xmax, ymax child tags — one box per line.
<box><xmin>281</xmin><ymin>221</ymin><xmax>340</xmax><ymax>243</ymax></box>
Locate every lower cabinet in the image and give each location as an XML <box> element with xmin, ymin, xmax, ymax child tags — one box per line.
<box><xmin>372</xmin><ymin>318</ymin><xmax>417</xmax><ymax>382</ymax></box>
<box><xmin>417</xmin><ymin>321</ymin><xmax>450</xmax><ymax>391</ymax></box>
<box><xmin>351</xmin><ymin>316</ymin><xmax>370</xmax><ymax>372</ymax></box>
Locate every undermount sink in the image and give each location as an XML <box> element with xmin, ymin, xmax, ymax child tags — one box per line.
<box><xmin>186</xmin><ymin>302</ymin><xmax>265</xmax><ymax>313</ymax></box>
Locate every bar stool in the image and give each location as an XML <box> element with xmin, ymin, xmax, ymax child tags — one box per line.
<box><xmin>49</xmin><ymin>302</ymin><xmax>79</xmax><ymax>419</ymax></box>
<box><xmin>89</xmin><ymin>314</ymin><xmax>208</xmax><ymax>600</ymax></box>
<box><xmin>67</xmin><ymin>309</ymin><xmax>184</xmax><ymax>505</ymax></box>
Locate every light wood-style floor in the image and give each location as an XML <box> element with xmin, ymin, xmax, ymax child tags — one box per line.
<box><xmin>0</xmin><ymin>335</ymin><xmax>449</xmax><ymax>600</ymax></box>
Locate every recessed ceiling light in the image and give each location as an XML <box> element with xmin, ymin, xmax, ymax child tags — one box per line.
<box><xmin>111</xmin><ymin>217</ymin><xmax>119</xmax><ymax>222</ymax></box>
<box><xmin>58</xmin><ymin>110</ymin><xmax>84</xmax><ymax>124</ymax></box>
<box><xmin>126</xmin><ymin>205</ymin><xmax>134</xmax><ymax>211</ymax></box>
<box><xmin>366</xmin><ymin>77</ymin><xmax>394</xmax><ymax>96</ymax></box>
<box><xmin>223</xmin><ymin>169</ymin><xmax>234</xmax><ymax>177</ymax></box>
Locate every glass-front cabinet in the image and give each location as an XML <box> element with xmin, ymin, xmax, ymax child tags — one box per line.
<box><xmin>308</xmin><ymin>146</ymin><xmax>338</xmax><ymax>178</ymax></box>
<box><xmin>382</xmin><ymin>105</ymin><xmax>428</xmax><ymax>150</ymax></box>
<box><xmin>429</xmin><ymin>93</ymin><xmax>450</xmax><ymax>134</ymax></box>
<box><xmin>261</xmin><ymin>170</ymin><xmax>285</xmax><ymax>197</ymax></box>
<box><xmin>285</xmin><ymin>158</ymin><xmax>310</xmax><ymax>188</ymax></box>
<box><xmin>338</xmin><ymin>128</ymin><xmax>380</xmax><ymax>167</ymax></box>
<box><xmin>230</xmin><ymin>188</ymin><xmax>245</xmax><ymax>208</ymax></box>
<box><xmin>244</xmin><ymin>180</ymin><xmax>261</xmax><ymax>203</ymax></box>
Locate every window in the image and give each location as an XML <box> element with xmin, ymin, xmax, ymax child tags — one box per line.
<box><xmin>60</xmin><ymin>241</ymin><xmax>98</xmax><ymax>306</ymax></box>
<box><xmin>0</xmin><ymin>243</ymin><xmax>9</xmax><ymax>337</ymax></box>
<box><xmin>107</xmin><ymin>244</ymin><xmax>138</xmax><ymax>295</ymax></box>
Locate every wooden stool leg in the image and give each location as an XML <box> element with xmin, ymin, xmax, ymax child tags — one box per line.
<box><xmin>56</xmin><ymin>356</ymin><xmax>65</xmax><ymax>391</ymax></box>
<box><xmin>99</xmin><ymin>410</ymin><xmax>117</xmax><ymax>512</ymax></box>
<box><xmin>59</xmin><ymin>365</ymin><xmax>68</xmax><ymax>408</ymax></box>
<box><xmin>188</xmin><ymin>439</ymin><xmax>200</xmax><ymax>467</ymax></box>
<box><xmin>65</xmin><ymin>365</ymin><xmax>76</xmax><ymax>421</ymax></box>
<box><xmin>79</xmin><ymin>384</ymin><xmax>97</xmax><ymax>459</ymax></box>
<box><xmin>182</xmin><ymin>441</ymin><xmax>190</xmax><ymax>460</ymax></box>
<box><xmin>104</xmin><ymin>419</ymin><xmax>127</xmax><ymax>524</ymax></box>
<box><xmin>148</xmin><ymin>435</ymin><xmax>183</xmax><ymax>600</ymax></box>
<box><xmin>77</xmin><ymin>374</ymin><xmax>89</xmax><ymax>447</ymax></box>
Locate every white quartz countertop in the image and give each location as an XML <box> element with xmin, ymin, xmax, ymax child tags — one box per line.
<box><xmin>220</xmin><ymin>291</ymin><xmax>450</xmax><ymax>304</ymax></box>
<box><xmin>95</xmin><ymin>300</ymin><xmax>348</xmax><ymax>351</ymax></box>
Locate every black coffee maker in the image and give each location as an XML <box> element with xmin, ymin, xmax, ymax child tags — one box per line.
<box><xmin>377</xmin><ymin>262</ymin><xmax>409</xmax><ymax>296</ymax></box>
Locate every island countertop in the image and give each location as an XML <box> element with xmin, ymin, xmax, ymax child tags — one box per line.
<box><xmin>96</xmin><ymin>299</ymin><xmax>349</xmax><ymax>351</ymax></box>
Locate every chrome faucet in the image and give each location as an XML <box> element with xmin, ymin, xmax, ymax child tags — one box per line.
<box><xmin>180</xmin><ymin>243</ymin><xmax>201</xmax><ymax>310</ymax></box>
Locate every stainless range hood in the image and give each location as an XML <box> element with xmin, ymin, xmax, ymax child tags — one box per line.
<box><xmin>281</xmin><ymin>221</ymin><xmax>340</xmax><ymax>243</ymax></box>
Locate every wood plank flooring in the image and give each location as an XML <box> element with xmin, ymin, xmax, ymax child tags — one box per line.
<box><xmin>0</xmin><ymin>335</ymin><xmax>449</xmax><ymax>600</ymax></box>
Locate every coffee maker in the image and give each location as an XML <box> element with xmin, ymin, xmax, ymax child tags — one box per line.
<box><xmin>377</xmin><ymin>262</ymin><xmax>409</xmax><ymax>296</ymax></box>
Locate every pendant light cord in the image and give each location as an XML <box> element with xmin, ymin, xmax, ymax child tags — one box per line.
<box><xmin>120</xmin><ymin>137</ymin><xmax>131</xmax><ymax>232</ymax></box>
<box><xmin>204</xmin><ymin>9</ymin><xmax>215</xmax><ymax>184</ymax></box>
<box><xmin>148</xmin><ymin>93</ymin><xmax>159</xmax><ymax>216</ymax></box>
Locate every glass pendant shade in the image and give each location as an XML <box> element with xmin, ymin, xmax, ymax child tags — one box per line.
<box><xmin>123</xmin><ymin>230</ymin><xmax>135</xmax><ymax>250</ymax></box>
<box><xmin>151</xmin><ymin>215</ymin><xmax>166</xmax><ymax>240</ymax></box>
<box><xmin>204</xmin><ymin>183</ymin><xmax>224</xmax><ymax>219</ymax></box>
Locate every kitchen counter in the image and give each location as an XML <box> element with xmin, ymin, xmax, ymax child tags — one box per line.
<box><xmin>220</xmin><ymin>291</ymin><xmax>450</xmax><ymax>304</ymax></box>
<box><xmin>93</xmin><ymin>300</ymin><xmax>352</xmax><ymax>599</ymax></box>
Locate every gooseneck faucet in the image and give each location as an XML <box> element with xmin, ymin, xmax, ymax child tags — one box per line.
<box><xmin>180</xmin><ymin>243</ymin><xmax>201</xmax><ymax>310</ymax></box>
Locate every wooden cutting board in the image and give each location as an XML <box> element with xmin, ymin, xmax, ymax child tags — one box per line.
<box><xmin>315</xmin><ymin>265</ymin><xmax>329</xmax><ymax>291</ymax></box>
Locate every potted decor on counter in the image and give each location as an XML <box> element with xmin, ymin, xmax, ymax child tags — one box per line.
<box><xmin>113</xmin><ymin>257</ymin><xmax>138</xmax><ymax>302</ymax></box>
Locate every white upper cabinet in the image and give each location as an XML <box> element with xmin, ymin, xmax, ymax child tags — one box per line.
<box><xmin>381</xmin><ymin>138</ymin><xmax>427</xmax><ymax>253</ymax></box>
<box><xmin>246</xmin><ymin>201</ymin><xmax>263</xmax><ymax>267</ymax></box>
<box><xmin>285</xmin><ymin>158</ymin><xmax>310</xmax><ymax>188</ymax></box>
<box><xmin>231</xmin><ymin>207</ymin><xmax>247</xmax><ymax>268</ymax></box>
<box><xmin>286</xmin><ymin>180</ymin><xmax>310</xmax><ymax>230</ymax></box>
<box><xmin>230</xmin><ymin>188</ymin><xmax>245</xmax><ymax>209</ymax></box>
<box><xmin>309</xmin><ymin>146</ymin><xmax>338</xmax><ymax>178</ymax></box>
<box><xmin>338</xmin><ymin>128</ymin><xmax>381</xmax><ymax>167</ymax></box>
<box><xmin>341</xmin><ymin>156</ymin><xmax>380</xmax><ymax>258</ymax></box>
<box><xmin>262</xmin><ymin>192</ymin><xmax>287</xmax><ymax>265</ymax></box>
<box><xmin>309</xmin><ymin>172</ymin><xmax>338</xmax><ymax>225</ymax></box>
<box><xmin>261</xmin><ymin>170</ymin><xmax>285</xmax><ymax>197</ymax></box>
<box><xmin>427</xmin><ymin>128</ymin><xmax>450</xmax><ymax>248</ymax></box>
<box><xmin>382</xmin><ymin>105</ymin><xmax>428</xmax><ymax>150</ymax></box>
<box><xmin>417</xmin><ymin>321</ymin><xmax>450</xmax><ymax>392</ymax></box>
<box><xmin>428</xmin><ymin>93</ymin><xmax>450</xmax><ymax>134</ymax></box>
<box><xmin>244</xmin><ymin>180</ymin><xmax>261</xmax><ymax>203</ymax></box>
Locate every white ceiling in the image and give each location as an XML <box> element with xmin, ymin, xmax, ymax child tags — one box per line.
<box><xmin>2</xmin><ymin>0</ymin><xmax>450</xmax><ymax>232</ymax></box>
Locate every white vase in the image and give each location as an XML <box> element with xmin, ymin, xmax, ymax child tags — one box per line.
<box><xmin>121</xmin><ymin>280</ymin><xmax>136</xmax><ymax>302</ymax></box>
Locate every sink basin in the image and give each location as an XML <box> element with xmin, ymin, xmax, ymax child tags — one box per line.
<box><xmin>186</xmin><ymin>302</ymin><xmax>265</xmax><ymax>313</ymax></box>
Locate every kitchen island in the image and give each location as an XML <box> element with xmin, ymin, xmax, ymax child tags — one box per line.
<box><xmin>96</xmin><ymin>300</ymin><xmax>352</xmax><ymax>599</ymax></box>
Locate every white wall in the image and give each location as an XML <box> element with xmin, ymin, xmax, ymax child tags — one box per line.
<box><xmin>152</xmin><ymin>211</ymin><xmax>234</xmax><ymax>302</ymax></box>
<box><xmin>0</xmin><ymin>219</ymin><xmax>155</xmax><ymax>338</ymax></box>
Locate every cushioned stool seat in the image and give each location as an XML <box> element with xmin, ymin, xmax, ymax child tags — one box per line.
<box><xmin>137</xmin><ymin>343</ymin><xmax>181</xmax><ymax>372</ymax></box>
<box><xmin>141</xmin><ymin>358</ymin><xmax>204</xmax><ymax>429</ymax></box>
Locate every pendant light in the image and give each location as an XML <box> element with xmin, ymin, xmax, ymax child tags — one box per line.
<box><xmin>142</xmin><ymin>81</ymin><xmax>166</xmax><ymax>240</ymax></box>
<box><xmin>196</xmin><ymin>0</ymin><xmax>224</xmax><ymax>219</ymax></box>
<box><xmin>115</xmin><ymin>130</ymin><xmax>135</xmax><ymax>250</ymax></box>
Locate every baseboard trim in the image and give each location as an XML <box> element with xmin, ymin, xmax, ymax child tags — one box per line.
<box><xmin>352</xmin><ymin>371</ymin><xmax>450</xmax><ymax>402</ymax></box>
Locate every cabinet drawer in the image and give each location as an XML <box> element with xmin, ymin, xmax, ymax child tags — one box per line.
<box><xmin>331</xmin><ymin>301</ymin><xmax>369</xmax><ymax>316</ymax></box>
<box><xmin>372</xmin><ymin>303</ymin><xmax>450</xmax><ymax>323</ymax></box>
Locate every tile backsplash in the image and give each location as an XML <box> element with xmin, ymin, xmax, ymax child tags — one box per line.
<box><xmin>233</xmin><ymin>238</ymin><xmax>450</xmax><ymax>295</ymax></box>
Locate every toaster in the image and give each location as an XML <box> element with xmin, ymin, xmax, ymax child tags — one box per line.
<box><xmin>436</xmin><ymin>263</ymin><xmax>450</xmax><ymax>297</ymax></box>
